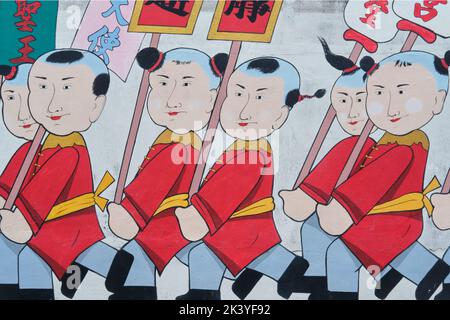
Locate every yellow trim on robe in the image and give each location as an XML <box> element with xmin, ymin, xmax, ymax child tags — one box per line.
<box><xmin>377</xmin><ymin>130</ymin><xmax>429</xmax><ymax>151</ymax></box>
<box><xmin>153</xmin><ymin>130</ymin><xmax>202</xmax><ymax>151</ymax></box>
<box><xmin>230</xmin><ymin>197</ymin><xmax>275</xmax><ymax>219</ymax></box>
<box><xmin>42</xmin><ymin>133</ymin><xmax>87</xmax><ymax>151</ymax></box>
<box><xmin>368</xmin><ymin>176</ymin><xmax>441</xmax><ymax>217</ymax></box>
<box><xmin>228</xmin><ymin>139</ymin><xmax>272</xmax><ymax>154</ymax></box>
<box><xmin>153</xmin><ymin>194</ymin><xmax>190</xmax><ymax>216</ymax></box>
<box><xmin>45</xmin><ymin>171</ymin><xmax>115</xmax><ymax>222</ymax></box>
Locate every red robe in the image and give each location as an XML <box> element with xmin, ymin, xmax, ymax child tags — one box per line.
<box><xmin>122</xmin><ymin>130</ymin><xmax>200</xmax><ymax>273</ymax></box>
<box><xmin>332</xmin><ymin>130</ymin><xmax>429</xmax><ymax>270</ymax></box>
<box><xmin>0</xmin><ymin>142</ymin><xmax>32</xmax><ymax>201</ymax></box>
<box><xmin>6</xmin><ymin>133</ymin><xmax>104</xmax><ymax>279</ymax></box>
<box><xmin>191</xmin><ymin>140</ymin><xmax>281</xmax><ymax>276</ymax></box>
<box><xmin>300</xmin><ymin>136</ymin><xmax>376</xmax><ymax>204</ymax></box>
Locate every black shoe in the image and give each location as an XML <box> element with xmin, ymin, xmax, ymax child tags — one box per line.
<box><xmin>18</xmin><ymin>288</ymin><xmax>54</xmax><ymax>300</ymax></box>
<box><xmin>108</xmin><ymin>286</ymin><xmax>157</xmax><ymax>300</ymax></box>
<box><xmin>0</xmin><ymin>284</ymin><xmax>20</xmax><ymax>300</ymax></box>
<box><xmin>416</xmin><ymin>260</ymin><xmax>450</xmax><ymax>300</ymax></box>
<box><xmin>176</xmin><ymin>289</ymin><xmax>221</xmax><ymax>300</ymax></box>
<box><xmin>60</xmin><ymin>262</ymin><xmax>89</xmax><ymax>299</ymax></box>
<box><xmin>435</xmin><ymin>284</ymin><xmax>450</xmax><ymax>300</ymax></box>
<box><xmin>232</xmin><ymin>269</ymin><xmax>263</xmax><ymax>300</ymax></box>
<box><xmin>296</xmin><ymin>275</ymin><xmax>327</xmax><ymax>294</ymax></box>
<box><xmin>375</xmin><ymin>268</ymin><xmax>403</xmax><ymax>300</ymax></box>
<box><xmin>105</xmin><ymin>249</ymin><xmax>134</xmax><ymax>293</ymax></box>
<box><xmin>308</xmin><ymin>286</ymin><xmax>329</xmax><ymax>300</ymax></box>
<box><xmin>277</xmin><ymin>256</ymin><xmax>309</xmax><ymax>299</ymax></box>
<box><xmin>327</xmin><ymin>291</ymin><xmax>358</xmax><ymax>300</ymax></box>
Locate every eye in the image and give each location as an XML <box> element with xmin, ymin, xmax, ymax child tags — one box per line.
<box><xmin>357</xmin><ymin>98</ymin><xmax>363</xmax><ymax>103</ymax></box>
<box><xmin>235</xmin><ymin>92</ymin><xmax>243</xmax><ymax>97</ymax></box>
<box><xmin>63</xmin><ymin>84</ymin><xmax>71</xmax><ymax>90</ymax></box>
<box><xmin>399</xmin><ymin>90</ymin><xmax>404</xmax><ymax>95</ymax></box>
<box><xmin>182</xmin><ymin>82</ymin><xmax>191</xmax><ymax>87</ymax></box>
<box><xmin>160</xmin><ymin>82</ymin><xmax>168</xmax><ymax>86</ymax></box>
<box><xmin>39</xmin><ymin>84</ymin><xmax>47</xmax><ymax>89</ymax></box>
<box><xmin>6</xmin><ymin>95</ymin><xmax>15</xmax><ymax>101</ymax></box>
<box><xmin>375</xmin><ymin>90</ymin><xmax>383</xmax><ymax>96</ymax></box>
<box><xmin>339</xmin><ymin>99</ymin><xmax>347</xmax><ymax>104</ymax></box>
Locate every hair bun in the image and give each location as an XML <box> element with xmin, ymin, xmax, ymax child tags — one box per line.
<box><xmin>319</xmin><ymin>37</ymin><xmax>356</xmax><ymax>73</ymax></box>
<box><xmin>314</xmin><ymin>89</ymin><xmax>326</xmax><ymax>99</ymax></box>
<box><xmin>0</xmin><ymin>65</ymin><xmax>17</xmax><ymax>80</ymax></box>
<box><xmin>210</xmin><ymin>53</ymin><xmax>229</xmax><ymax>77</ymax></box>
<box><xmin>136</xmin><ymin>47</ymin><xmax>164</xmax><ymax>72</ymax></box>
<box><xmin>360</xmin><ymin>56</ymin><xmax>376</xmax><ymax>73</ymax></box>
<box><xmin>445</xmin><ymin>50</ymin><xmax>450</xmax><ymax>67</ymax></box>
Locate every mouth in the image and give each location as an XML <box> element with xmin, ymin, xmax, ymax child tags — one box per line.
<box><xmin>390</xmin><ymin>117</ymin><xmax>401</xmax><ymax>123</ymax></box>
<box><xmin>49</xmin><ymin>115</ymin><xmax>63</xmax><ymax>121</ymax></box>
<box><xmin>348</xmin><ymin>121</ymin><xmax>359</xmax><ymax>126</ymax></box>
<box><xmin>168</xmin><ymin>112</ymin><xmax>180</xmax><ymax>116</ymax></box>
<box><xmin>238</xmin><ymin>122</ymin><xmax>249</xmax><ymax>127</ymax></box>
<box><xmin>22</xmin><ymin>123</ymin><xmax>34</xmax><ymax>129</ymax></box>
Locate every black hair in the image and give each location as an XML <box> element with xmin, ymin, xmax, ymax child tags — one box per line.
<box><xmin>435</xmin><ymin>50</ymin><xmax>450</xmax><ymax>75</ymax></box>
<box><xmin>136</xmin><ymin>47</ymin><xmax>165</xmax><ymax>72</ymax></box>
<box><xmin>247</xmin><ymin>58</ymin><xmax>280</xmax><ymax>74</ymax></box>
<box><xmin>285</xmin><ymin>89</ymin><xmax>326</xmax><ymax>109</ymax></box>
<box><xmin>46</xmin><ymin>50</ymin><xmax>110</xmax><ymax>96</ymax></box>
<box><xmin>46</xmin><ymin>50</ymin><xmax>84</xmax><ymax>64</ymax></box>
<box><xmin>0</xmin><ymin>65</ymin><xmax>17</xmax><ymax>80</ymax></box>
<box><xmin>319</xmin><ymin>37</ymin><xmax>358</xmax><ymax>75</ymax></box>
<box><xmin>360</xmin><ymin>56</ymin><xmax>379</xmax><ymax>81</ymax></box>
<box><xmin>210</xmin><ymin>53</ymin><xmax>229</xmax><ymax>77</ymax></box>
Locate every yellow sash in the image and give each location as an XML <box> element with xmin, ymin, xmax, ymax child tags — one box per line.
<box><xmin>45</xmin><ymin>171</ymin><xmax>115</xmax><ymax>222</ymax></box>
<box><xmin>230</xmin><ymin>197</ymin><xmax>275</xmax><ymax>219</ymax></box>
<box><xmin>368</xmin><ymin>176</ymin><xmax>441</xmax><ymax>217</ymax></box>
<box><xmin>153</xmin><ymin>194</ymin><xmax>189</xmax><ymax>216</ymax></box>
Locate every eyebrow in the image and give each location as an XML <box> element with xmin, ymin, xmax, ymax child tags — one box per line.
<box><xmin>236</xmin><ymin>84</ymin><xmax>246</xmax><ymax>89</ymax></box>
<box><xmin>373</xmin><ymin>85</ymin><xmax>385</xmax><ymax>88</ymax></box>
<box><xmin>256</xmin><ymin>88</ymin><xmax>268</xmax><ymax>92</ymax></box>
<box><xmin>397</xmin><ymin>84</ymin><xmax>410</xmax><ymax>87</ymax></box>
<box><xmin>182</xmin><ymin>76</ymin><xmax>195</xmax><ymax>79</ymax></box>
<box><xmin>337</xmin><ymin>92</ymin><xmax>349</xmax><ymax>96</ymax></box>
<box><xmin>3</xmin><ymin>90</ymin><xmax>15</xmax><ymax>93</ymax></box>
<box><xmin>156</xmin><ymin>74</ymin><xmax>169</xmax><ymax>79</ymax></box>
<box><xmin>35</xmin><ymin>76</ymin><xmax>47</xmax><ymax>80</ymax></box>
<box><xmin>356</xmin><ymin>91</ymin><xmax>366</xmax><ymax>95</ymax></box>
<box><xmin>62</xmin><ymin>77</ymin><xmax>75</xmax><ymax>81</ymax></box>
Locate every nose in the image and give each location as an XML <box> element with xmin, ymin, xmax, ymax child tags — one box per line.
<box><xmin>238</xmin><ymin>94</ymin><xmax>252</xmax><ymax>121</ymax></box>
<box><xmin>385</xmin><ymin>92</ymin><xmax>401</xmax><ymax>117</ymax></box>
<box><xmin>167</xmin><ymin>84</ymin><xmax>183</xmax><ymax>109</ymax></box>
<box><xmin>48</xmin><ymin>103</ymin><xmax>63</xmax><ymax>113</ymax></box>
<box><xmin>348</xmin><ymin>99</ymin><xmax>360</xmax><ymax>119</ymax></box>
<box><xmin>18</xmin><ymin>99</ymin><xmax>31</xmax><ymax>121</ymax></box>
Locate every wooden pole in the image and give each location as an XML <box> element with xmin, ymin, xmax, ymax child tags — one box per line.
<box><xmin>292</xmin><ymin>42</ymin><xmax>364</xmax><ymax>189</ymax></box>
<box><xmin>189</xmin><ymin>40</ymin><xmax>242</xmax><ymax>197</ymax></box>
<box><xmin>114</xmin><ymin>33</ymin><xmax>161</xmax><ymax>203</ymax></box>
<box><xmin>334</xmin><ymin>32</ymin><xmax>419</xmax><ymax>188</ymax></box>
<box><xmin>442</xmin><ymin>169</ymin><xmax>450</xmax><ymax>194</ymax></box>
<box><xmin>3</xmin><ymin>125</ymin><xmax>46</xmax><ymax>210</ymax></box>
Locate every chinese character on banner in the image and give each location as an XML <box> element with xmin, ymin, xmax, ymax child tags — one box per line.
<box><xmin>0</xmin><ymin>0</ymin><xmax>58</xmax><ymax>66</ymax></box>
<box><xmin>360</xmin><ymin>0</ymin><xmax>389</xmax><ymax>29</ymax></box>
<box><xmin>343</xmin><ymin>0</ymin><xmax>399</xmax><ymax>44</ymax></box>
<box><xmin>208</xmin><ymin>0</ymin><xmax>283</xmax><ymax>42</ymax></box>
<box><xmin>414</xmin><ymin>0</ymin><xmax>447</xmax><ymax>22</ymax></box>
<box><xmin>393</xmin><ymin>0</ymin><xmax>450</xmax><ymax>38</ymax></box>
<box><xmin>128</xmin><ymin>0</ymin><xmax>203</xmax><ymax>34</ymax></box>
<box><xmin>72</xmin><ymin>0</ymin><xmax>145</xmax><ymax>81</ymax></box>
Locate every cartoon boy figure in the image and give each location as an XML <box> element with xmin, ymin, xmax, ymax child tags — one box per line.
<box><xmin>105</xmin><ymin>47</ymin><xmax>228</xmax><ymax>300</ymax></box>
<box><xmin>174</xmin><ymin>57</ymin><xmax>325</xmax><ymax>300</ymax></box>
<box><xmin>0</xmin><ymin>64</ymin><xmax>38</xmax><ymax>298</ymax></box>
<box><xmin>0</xmin><ymin>49</ymin><xmax>114</xmax><ymax>300</ymax></box>
<box><xmin>317</xmin><ymin>51</ymin><xmax>450</xmax><ymax>300</ymax></box>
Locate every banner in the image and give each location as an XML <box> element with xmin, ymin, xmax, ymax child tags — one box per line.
<box><xmin>394</xmin><ymin>0</ymin><xmax>450</xmax><ymax>38</ymax></box>
<box><xmin>0</xmin><ymin>0</ymin><xmax>58</xmax><ymax>66</ymax></box>
<box><xmin>128</xmin><ymin>0</ymin><xmax>203</xmax><ymax>34</ymax></box>
<box><xmin>344</xmin><ymin>0</ymin><xmax>400</xmax><ymax>43</ymax></box>
<box><xmin>72</xmin><ymin>0</ymin><xmax>145</xmax><ymax>81</ymax></box>
<box><xmin>208</xmin><ymin>0</ymin><xmax>283</xmax><ymax>42</ymax></box>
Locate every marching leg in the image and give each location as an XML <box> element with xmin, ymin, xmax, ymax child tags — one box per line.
<box><xmin>434</xmin><ymin>248</ymin><xmax>450</xmax><ymax>300</ymax></box>
<box><xmin>0</xmin><ymin>234</ymin><xmax>24</xmax><ymax>299</ymax></box>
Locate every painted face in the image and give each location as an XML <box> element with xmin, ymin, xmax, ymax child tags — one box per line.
<box><xmin>28</xmin><ymin>62</ymin><xmax>106</xmax><ymax>136</ymax></box>
<box><xmin>331</xmin><ymin>85</ymin><xmax>368</xmax><ymax>135</ymax></box>
<box><xmin>220</xmin><ymin>70</ymin><xmax>289</xmax><ymax>141</ymax></box>
<box><xmin>366</xmin><ymin>63</ymin><xmax>446</xmax><ymax>135</ymax></box>
<box><xmin>147</xmin><ymin>61</ymin><xmax>217</xmax><ymax>134</ymax></box>
<box><xmin>1</xmin><ymin>81</ymin><xmax>38</xmax><ymax>140</ymax></box>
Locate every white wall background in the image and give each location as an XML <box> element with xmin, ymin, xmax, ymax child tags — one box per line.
<box><xmin>0</xmin><ymin>0</ymin><xmax>449</xmax><ymax>300</ymax></box>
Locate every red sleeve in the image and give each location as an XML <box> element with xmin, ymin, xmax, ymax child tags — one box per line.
<box><xmin>191</xmin><ymin>156</ymin><xmax>264</xmax><ymax>235</ymax></box>
<box><xmin>122</xmin><ymin>144</ymin><xmax>186</xmax><ymax>230</ymax></box>
<box><xmin>300</xmin><ymin>137</ymin><xmax>375</xmax><ymax>204</ymax></box>
<box><xmin>14</xmin><ymin>147</ymin><xmax>79</xmax><ymax>234</ymax></box>
<box><xmin>0</xmin><ymin>142</ymin><xmax>32</xmax><ymax>200</ymax></box>
<box><xmin>332</xmin><ymin>145</ymin><xmax>413</xmax><ymax>224</ymax></box>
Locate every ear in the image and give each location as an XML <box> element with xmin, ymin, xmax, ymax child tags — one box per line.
<box><xmin>433</xmin><ymin>90</ymin><xmax>447</xmax><ymax>115</ymax></box>
<box><xmin>272</xmin><ymin>105</ymin><xmax>290</xmax><ymax>131</ymax></box>
<box><xmin>207</xmin><ymin>89</ymin><xmax>218</xmax><ymax>113</ymax></box>
<box><xmin>90</xmin><ymin>95</ymin><xmax>107</xmax><ymax>123</ymax></box>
